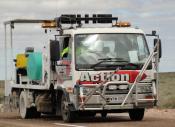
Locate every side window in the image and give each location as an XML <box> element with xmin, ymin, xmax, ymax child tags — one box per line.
<box><xmin>67</xmin><ymin>38</ymin><xmax>72</xmax><ymax>60</ymax></box>
<box><xmin>137</xmin><ymin>35</ymin><xmax>149</xmax><ymax>61</ymax></box>
<box><xmin>62</xmin><ymin>37</ymin><xmax>69</xmax><ymax>58</ymax></box>
<box><xmin>137</xmin><ymin>36</ymin><xmax>147</xmax><ymax>56</ymax></box>
<box><xmin>57</xmin><ymin>37</ymin><xmax>72</xmax><ymax>81</ymax></box>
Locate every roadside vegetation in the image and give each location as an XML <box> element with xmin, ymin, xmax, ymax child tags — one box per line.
<box><xmin>0</xmin><ymin>81</ymin><xmax>4</xmax><ymax>104</ymax></box>
<box><xmin>0</xmin><ymin>88</ymin><xmax>3</xmax><ymax>104</ymax></box>
<box><xmin>159</xmin><ymin>72</ymin><xmax>175</xmax><ymax>108</ymax></box>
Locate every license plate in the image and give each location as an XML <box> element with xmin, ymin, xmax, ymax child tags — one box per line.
<box><xmin>106</xmin><ymin>96</ymin><xmax>123</xmax><ymax>103</ymax></box>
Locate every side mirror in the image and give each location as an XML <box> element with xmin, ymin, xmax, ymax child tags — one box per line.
<box><xmin>50</xmin><ymin>40</ymin><xmax>60</xmax><ymax>61</ymax></box>
<box><xmin>154</xmin><ymin>38</ymin><xmax>162</xmax><ymax>58</ymax></box>
<box><xmin>152</xmin><ymin>30</ymin><xmax>157</xmax><ymax>36</ymax></box>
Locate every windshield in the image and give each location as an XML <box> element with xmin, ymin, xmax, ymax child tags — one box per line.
<box><xmin>75</xmin><ymin>34</ymin><xmax>149</xmax><ymax>70</ymax></box>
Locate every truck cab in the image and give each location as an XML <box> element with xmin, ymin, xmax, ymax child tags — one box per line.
<box><xmin>50</xmin><ymin>26</ymin><xmax>157</xmax><ymax>121</ymax></box>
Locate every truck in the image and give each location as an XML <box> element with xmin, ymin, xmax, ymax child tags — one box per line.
<box><xmin>4</xmin><ymin>14</ymin><xmax>162</xmax><ymax>122</ymax></box>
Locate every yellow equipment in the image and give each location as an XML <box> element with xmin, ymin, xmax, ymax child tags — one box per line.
<box><xmin>16</xmin><ymin>54</ymin><xmax>27</xmax><ymax>68</ymax></box>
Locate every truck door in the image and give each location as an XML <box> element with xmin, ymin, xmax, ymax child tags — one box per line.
<box><xmin>56</xmin><ymin>37</ymin><xmax>72</xmax><ymax>83</ymax></box>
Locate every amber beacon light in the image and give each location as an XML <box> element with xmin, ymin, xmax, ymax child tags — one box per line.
<box><xmin>41</xmin><ymin>20</ymin><xmax>56</xmax><ymax>28</ymax></box>
<box><xmin>115</xmin><ymin>21</ymin><xmax>131</xmax><ymax>27</ymax></box>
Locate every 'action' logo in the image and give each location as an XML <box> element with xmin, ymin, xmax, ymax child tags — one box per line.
<box><xmin>80</xmin><ymin>72</ymin><xmax>129</xmax><ymax>82</ymax></box>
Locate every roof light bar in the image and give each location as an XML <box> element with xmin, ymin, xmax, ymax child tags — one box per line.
<box><xmin>56</xmin><ymin>14</ymin><xmax>118</xmax><ymax>25</ymax></box>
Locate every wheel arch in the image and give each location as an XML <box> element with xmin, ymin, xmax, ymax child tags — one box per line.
<box><xmin>56</xmin><ymin>86</ymin><xmax>70</xmax><ymax>102</ymax></box>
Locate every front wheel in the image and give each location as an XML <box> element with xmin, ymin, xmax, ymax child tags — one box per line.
<box><xmin>129</xmin><ymin>108</ymin><xmax>145</xmax><ymax>121</ymax></box>
<box><xmin>101</xmin><ymin>112</ymin><xmax>107</xmax><ymax>118</ymax></box>
<box><xmin>61</xmin><ymin>94</ymin><xmax>75</xmax><ymax>122</ymax></box>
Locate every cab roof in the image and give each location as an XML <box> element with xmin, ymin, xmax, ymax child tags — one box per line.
<box><xmin>63</xmin><ymin>27</ymin><xmax>145</xmax><ymax>35</ymax></box>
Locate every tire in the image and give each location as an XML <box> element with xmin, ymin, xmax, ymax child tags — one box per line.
<box><xmin>79</xmin><ymin>112</ymin><xmax>96</xmax><ymax>118</ymax></box>
<box><xmin>86</xmin><ymin>112</ymin><xmax>96</xmax><ymax>118</ymax></box>
<box><xmin>61</xmin><ymin>94</ymin><xmax>75</xmax><ymax>122</ymax></box>
<box><xmin>129</xmin><ymin>108</ymin><xmax>145</xmax><ymax>121</ymax></box>
<box><xmin>101</xmin><ymin>112</ymin><xmax>107</xmax><ymax>118</ymax></box>
<box><xmin>19</xmin><ymin>91</ymin><xmax>40</xmax><ymax>119</ymax></box>
<box><xmin>30</xmin><ymin>107</ymin><xmax>41</xmax><ymax>118</ymax></box>
<box><xmin>19</xmin><ymin>91</ymin><xmax>31</xmax><ymax>119</ymax></box>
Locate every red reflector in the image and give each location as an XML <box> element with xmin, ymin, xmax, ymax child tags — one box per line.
<box><xmin>145</xmin><ymin>95</ymin><xmax>153</xmax><ymax>99</ymax></box>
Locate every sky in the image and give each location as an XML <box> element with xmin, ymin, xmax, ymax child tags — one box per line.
<box><xmin>0</xmin><ymin>0</ymin><xmax>175</xmax><ymax>80</ymax></box>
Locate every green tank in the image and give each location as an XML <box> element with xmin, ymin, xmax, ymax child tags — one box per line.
<box><xmin>27</xmin><ymin>52</ymin><xmax>42</xmax><ymax>80</ymax></box>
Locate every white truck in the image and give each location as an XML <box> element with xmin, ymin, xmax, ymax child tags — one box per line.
<box><xmin>4</xmin><ymin>14</ymin><xmax>162</xmax><ymax>122</ymax></box>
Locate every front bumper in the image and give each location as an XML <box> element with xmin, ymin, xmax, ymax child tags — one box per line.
<box><xmin>75</xmin><ymin>93</ymin><xmax>156</xmax><ymax>111</ymax></box>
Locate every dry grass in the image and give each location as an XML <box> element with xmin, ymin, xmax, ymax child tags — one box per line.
<box><xmin>159</xmin><ymin>72</ymin><xmax>175</xmax><ymax>108</ymax></box>
<box><xmin>0</xmin><ymin>81</ymin><xmax>4</xmax><ymax>97</ymax></box>
<box><xmin>0</xmin><ymin>88</ymin><xmax>3</xmax><ymax>103</ymax></box>
<box><xmin>0</xmin><ymin>81</ymin><xmax>4</xmax><ymax>104</ymax></box>
<box><xmin>0</xmin><ymin>88</ymin><xmax>3</xmax><ymax>104</ymax></box>
<box><xmin>0</xmin><ymin>88</ymin><xmax>4</xmax><ymax>97</ymax></box>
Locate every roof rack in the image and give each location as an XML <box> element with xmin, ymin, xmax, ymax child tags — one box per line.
<box><xmin>4</xmin><ymin>19</ymin><xmax>52</xmax><ymax>25</ymax></box>
<box><xmin>55</xmin><ymin>14</ymin><xmax>118</xmax><ymax>25</ymax></box>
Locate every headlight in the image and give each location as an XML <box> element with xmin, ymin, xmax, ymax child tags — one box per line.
<box><xmin>137</xmin><ymin>85</ymin><xmax>152</xmax><ymax>93</ymax></box>
<box><xmin>118</xmin><ymin>85</ymin><xmax>128</xmax><ymax>90</ymax></box>
<box><xmin>83</xmin><ymin>87</ymin><xmax>92</xmax><ymax>94</ymax></box>
<box><xmin>108</xmin><ymin>84</ymin><xmax>118</xmax><ymax>90</ymax></box>
<box><xmin>107</xmin><ymin>84</ymin><xmax>128</xmax><ymax>90</ymax></box>
<box><xmin>80</xmin><ymin>86</ymin><xmax>97</xmax><ymax>95</ymax></box>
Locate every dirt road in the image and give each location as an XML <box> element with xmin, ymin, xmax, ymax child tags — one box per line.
<box><xmin>0</xmin><ymin>109</ymin><xmax>175</xmax><ymax>127</ymax></box>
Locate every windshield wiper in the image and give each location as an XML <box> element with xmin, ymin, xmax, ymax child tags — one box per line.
<box><xmin>98</xmin><ymin>57</ymin><xmax>128</xmax><ymax>61</ymax></box>
<box><xmin>90</xmin><ymin>57</ymin><xmax>129</xmax><ymax>69</ymax></box>
<box><xmin>125</xmin><ymin>62</ymin><xmax>152</xmax><ymax>69</ymax></box>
